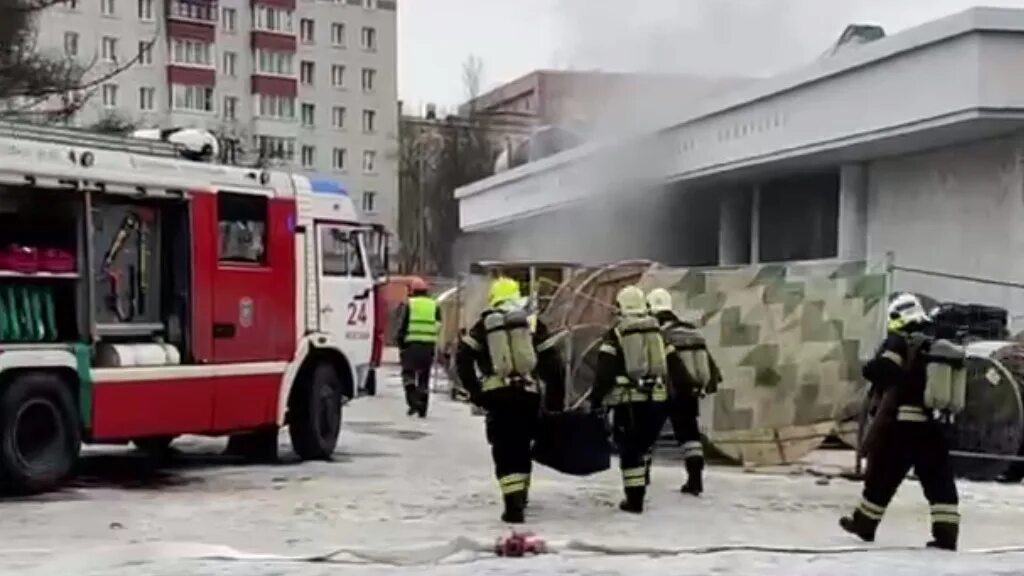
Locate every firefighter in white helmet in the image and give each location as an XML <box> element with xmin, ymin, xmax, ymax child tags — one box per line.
<box><xmin>840</xmin><ymin>293</ymin><xmax>961</xmax><ymax>550</ymax></box>
<box><xmin>590</xmin><ymin>286</ymin><xmax>687</xmax><ymax>514</ymax></box>
<box><xmin>646</xmin><ymin>287</ymin><xmax>721</xmax><ymax>496</ymax></box>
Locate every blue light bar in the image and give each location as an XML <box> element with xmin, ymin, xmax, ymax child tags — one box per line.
<box><xmin>309</xmin><ymin>176</ymin><xmax>348</xmax><ymax>196</ymax></box>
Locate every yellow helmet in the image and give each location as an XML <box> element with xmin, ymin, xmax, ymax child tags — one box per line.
<box><xmin>615</xmin><ymin>285</ymin><xmax>647</xmax><ymax>316</ymax></box>
<box><xmin>646</xmin><ymin>288</ymin><xmax>673</xmax><ymax>313</ymax></box>
<box><xmin>489</xmin><ymin>276</ymin><xmax>522</xmax><ymax>307</ymax></box>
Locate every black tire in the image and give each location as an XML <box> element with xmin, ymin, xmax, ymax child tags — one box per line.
<box><xmin>225</xmin><ymin>428</ymin><xmax>279</xmax><ymax>463</ymax></box>
<box><xmin>363</xmin><ymin>368</ymin><xmax>377</xmax><ymax>396</ymax></box>
<box><xmin>132</xmin><ymin>436</ymin><xmax>176</xmax><ymax>458</ymax></box>
<box><xmin>0</xmin><ymin>372</ymin><xmax>81</xmax><ymax>494</ymax></box>
<box><xmin>289</xmin><ymin>363</ymin><xmax>343</xmax><ymax>460</ymax></box>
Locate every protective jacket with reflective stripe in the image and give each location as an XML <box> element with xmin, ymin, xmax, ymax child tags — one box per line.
<box><xmin>454</xmin><ymin>310</ymin><xmax>566</xmax><ymax>412</ymax></box>
<box><xmin>591</xmin><ymin>324</ymin><xmax>687</xmax><ymax>407</ymax></box>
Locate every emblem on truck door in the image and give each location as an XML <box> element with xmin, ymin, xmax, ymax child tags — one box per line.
<box><xmin>239</xmin><ymin>297</ymin><xmax>254</xmax><ymax>328</ymax></box>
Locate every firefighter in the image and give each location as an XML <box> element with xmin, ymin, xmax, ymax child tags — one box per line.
<box><xmin>396</xmin><ymin>277</ymin><xmax>440</xmax><ymax>418</ymax></box>
<box><xmin>455</xmin><ymin>276</ymin><xmax>565</xmax><ymax>524</ymax></box>
<box><xmin>646</xmin><ymin>287</ymin><xmax>721</xmax><ymax>496</ymax></box>
<box><xmin>591</xmin><ymin>285</ymin><xmax>687</xmax><ymax>514</ymax></box>
<box><xmin>840</xmin><ymin>293</ymin><xmax>960</xmax><ymax>551</ymax></box>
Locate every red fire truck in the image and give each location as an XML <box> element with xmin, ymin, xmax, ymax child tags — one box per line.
<box><xmin>0</xmin><ymin>122</ymin><xmax>387</xmax><ymax>493</ymax></box>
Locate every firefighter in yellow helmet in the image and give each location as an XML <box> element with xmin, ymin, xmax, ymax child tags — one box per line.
<box><xmin>590</xmin><ymin>285</ymin><xmax>687</xmax><ymax>514</ymax></box>
<box><xmin>646</xmin><ymin>287</ymin><xmax>722</xmax><ymax>496</ymax></box>
<box><xmin>455</xmin><ymin>276</ymin><xmax>566</xmax><ymax>523</ymax></box>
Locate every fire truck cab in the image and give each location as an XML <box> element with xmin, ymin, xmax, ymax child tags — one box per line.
<box><xmin>0</xmin><ymin>122</ymin><xmax>386</xmax><ymax>493</ymax></box>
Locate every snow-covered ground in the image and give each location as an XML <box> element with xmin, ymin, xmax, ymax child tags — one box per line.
<box><xmin>4</xmin><ymin>368</ymin><xmax>1024</xmax><ymax>575</ymax></box>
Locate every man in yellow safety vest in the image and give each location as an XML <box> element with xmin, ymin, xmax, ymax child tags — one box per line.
<box><xmin>397</xmin><ymin>277</ymin><xmax>440</xmax><ymax>418</ymax></box>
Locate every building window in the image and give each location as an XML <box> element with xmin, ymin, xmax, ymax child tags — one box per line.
<box><xmin>255</xmin><ymin>135</ymin><xmax>295</xmax><ymax>161</ymax></box>
<box><xmin>301</xmin><ymin>103</ymin><xmax>315</xmax><ymax>127</ymax></box>
<box><xmin>300</xmin><ymin>61</ymin><xmax>315</xmax><ymax>85</ymax></box>
<box><xmin>253</xmin><ymin>5</ymin><xmax>294</xmax><ymax>33</ymax></box>
<box><xmin>138</xmin><ymin>86</ymin><xmax>155</xmax><ymax>111</ymax></box>
<box><xmin>101</xmin><ymin>36</ymin><xmax>118</xmax><ymax>63</ymax></box>
<box><xmin>362</xmin><ymin>109</ymin><xmax>376</xmax><ymax>133</ymax></box>
<box><xmin>332</xmin><ymin>148</ymin><xmax>346</xmax><ymax>170</ymax></box>
<box><xmin>300</xmin><ymin>18</ymin><xmax>314</xmax><ymax>43</ymax></box>
<box><xmin>222</xmin><ymin>7</ymin><xmax>237</xmax><ymax>32</ymax></box>
<box><xmin>171</xmin><ymin>84</ymin><xmax>214</xmax><ymax>112</ymax></box>
<box><xmin>332</xmin><ymin>106</ymin><xmax>346</xmax><ymax>128</ymax></box>
<box><xmin>170</xmin><ymin>0</ymin><xmax>213</xmax><ymax>20</ymax></box>
<box><xmin>62</xmin><ymin>0</ymin><xmax>79</xmax><ymax>10</ymax></box>
<box><xmin>331</xmin><ymin>23</ymin><xmax>346</xmax><ymax>47</ymax></box>
<box><xmin>331</xmin><ymin>65</ymin><xmax>345</xmax><ymax>87</ymax></box>
<box><xmin>138</xmin><ymin>41</ymin><xmax>152</xmax><ymax>65</ymax></box>
<box><xmin>361</xmin><ymin>68</ymin><xmax>376</xmax><ymax>93</ymax></box>
<box><xmin>101</xmin><ymin>84</ymin><xmax>118</xmax><ymax>108</ymax></box>
<box><xmin>222</xmin><ymin>51</ymin><xmax>237</xmax><ymax>76</ymax></box>
<box><xmin>362</xmin><ymin>191</ymin><xmax>377</xmax><ymax>214</ymax></box>
<box><xmin>363</xmin><ymin>0</ymin><xmax>376</xmax><ymax>8</ymax></box>
<box><xmin>218</xmin><ymin>193</ymin><xmax>267</xmax><ymax>265</ymax></box>
<box><xmin>254</xmin><ymin>49</ymin><xmax>293</xmax><ymax>76</ymax></box>
<box><xmin>254</xmin><ymin>94</ymin><xmax>296</xmax><ymax>120</ymax></box>
<box><xmin>361</xmin><ymin>26</ymin><xmax>376</xmax><ymax>51</ymax></box>
<box><xmin>137</xmin><ymin>0</ymin><xmax>153</xmax><ymax>20</ymax></box>
<box><xmin>63</xmin><ymin>32</ymin><xmax>78</xmax><ymax>57</ymax></box>
<box><xmin>171</xmin><ymin>38</ymin><xmax>214</xmax><ymax>67</ymax></box>
<box><xmin>101</xmin><ymin>0</ymin><xmax>115</xmax><ymax>16</ymax></box>
<box><xmin>362</xmin><ymin>150</ymin><xmax>376</xmax><ymax>173</ymax></box>
<box><xmin>301</xmin><ymin>145</ymin><xmax>315</xmax><ymax>168</ymax></box>
<box><xmin>223</xmin><ymin>96</ymin><xmax>238</xmax><ymax>120</ymax></box>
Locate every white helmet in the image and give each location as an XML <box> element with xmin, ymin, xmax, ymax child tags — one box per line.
<box><xmin>646</xmin><ymin>288</ymin><xmax>673</xmax><ymax>313</ymax></box>
<box><xmin>616</xmin><ymin>286</ymin><xmax>647</xmax><ymax>317</ymax></box>
<box><xmin>888</xmin><ymin>293</ymin><xmax>929</xmax><ymax>331</ymax></box>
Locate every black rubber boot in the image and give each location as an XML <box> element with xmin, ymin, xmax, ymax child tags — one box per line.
<box><xmin>618</xmin><ymin>487</ymin><xmax>645</xmax><ymax>514</ymax></box>
<box><xmin>839</xmin><ymin>510</ymin><xmax>878</xmax><ymax>543</ymax></box>
<box><xmin>681</xmin><ymin>457</ymin><xmax>704</xmax><ymax>496</ymax></box>
<box><xmin>501</xmin><ymin>493</ymin><xmax>526</xmax><ymax>524</ymax></box>
<box><xmin>417</xmin><ymin>389</ymin><xmax>429</xmax><ymax>418</ymax></box>
<box><xmin>404</xmin><ymin>385</ymin><xmax>417</xmax><ymax>416</ymax></box>
<box><xmin>927</xmin><ymin>524</ymin><xmax>958</xmax><ymax>551</ymax></box>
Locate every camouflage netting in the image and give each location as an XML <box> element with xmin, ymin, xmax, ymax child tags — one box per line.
<box><xmin>546</xmin><ymin>259</ymin><xmax>890</xmax><ymax>466</ymax></box>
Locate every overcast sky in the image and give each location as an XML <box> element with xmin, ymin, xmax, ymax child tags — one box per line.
<box><xmin>398</xmin><ymin>0</ymin><xmax>1024</xmax><ymax>114</ymax></box>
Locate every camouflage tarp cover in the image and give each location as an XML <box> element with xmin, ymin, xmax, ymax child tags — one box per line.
<box><xmin>547</xmin><ymin>259</ymin><xmax>889</xmax><ymax>465</ymax></box>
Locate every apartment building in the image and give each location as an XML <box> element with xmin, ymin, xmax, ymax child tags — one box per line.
<box><xmin>36</xmin><ymin>0</ymin><xmax>399</xmax><ymax>233</ymax></box>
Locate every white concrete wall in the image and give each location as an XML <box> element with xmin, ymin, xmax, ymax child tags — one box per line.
<box><xmin>867</xmin><ymin>135</ymin><xmax>1024</xmax><ymax>328</ymax></box>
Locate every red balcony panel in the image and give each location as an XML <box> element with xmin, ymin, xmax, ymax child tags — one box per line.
<box><xmin>168</xmin><ymin>66</ymin><xmax>216</xmax><ymax>86</ymax></box>
<box><xmin>251</xmin><ymin>75</ymin><xmax>297</xmax><ymax>97</ymax></box>
<box><xmin>253</xmin><ymin>0</ymin><xmax>296</xmax><ymax>9</ymax></box>
<box><xmin>251</xmin><ymin>31</ymin><xmax>297</xmax><ymax>52</ymax></box>
<box><xmin>168</xmin><ymin>20</ymin><xmax>216</xmax><ymax>42</ymax></box>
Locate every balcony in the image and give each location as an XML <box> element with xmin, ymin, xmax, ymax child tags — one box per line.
<box><xmin>251</xmin><ymin>31</ymin><xmax>296</xmax><ymax>52</ymax></box>
<box><xmin>253</xmin><ymin>0</ymin><xmax>296</xmax><ymax>9</ymax></box>
<box><xmin>167</xmin><ymin>0</ymin><xmax>216</xmax><ymax>41</ymax></box>
<box><xmin>167</xmin><ymin>0</ymin><xmax>217</xmax><ymax>23</ymax></box>
<box><xmin>251</xmin><ymin>75</ymin><xmax>296</xmax><ymax>97</ymax></box>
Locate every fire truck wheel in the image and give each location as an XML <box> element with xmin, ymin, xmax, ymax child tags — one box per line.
<box><xmin>289</xmin><ymin>362</ymin><xmax>342</xmax><ymax>460</ymax></box>
<box><xmin>0</xmin><ymin>372</ymin><xmax>81</xmax><ymax>493</ymax></box>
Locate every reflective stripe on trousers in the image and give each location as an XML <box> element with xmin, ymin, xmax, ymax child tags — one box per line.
<box><xmin>896</xmin><ymin>405</ymin><xmax>928</xmax><ymax>423</ymax></box>
<box><xmin>499</xmin><ymin>473</ymin><xmax>529</xmax><ymax>495</ymax></box>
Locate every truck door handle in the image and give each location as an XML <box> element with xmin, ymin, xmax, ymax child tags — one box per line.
<box><xmin>213</xmin><ymin>323</ymin><xmax>236</xmax><ymax>339</ymax></box>
<box><xmin>321</xmin><ymin>304</ymin><xmax>334</xmax><ymax>314</ymax></box>
<box><xmin>353</xmin><ymin>288</ymin><xmax>370</xmax><ymax>301</ymax></box>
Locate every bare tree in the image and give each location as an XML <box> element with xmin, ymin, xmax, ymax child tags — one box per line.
<box><xmin>0</xmin><ymin>0</ymin><xmax>156</xmax><ymax>121</ymax></box>
<box><xmin>398</xmin><ymin>56</ymin><xmax>497</xmax><ymax>276</ymax></box>
<box><xmin>462</xmin><ymin>54</ymin><xmax>484</xmax><ymax>107</ymax></box>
